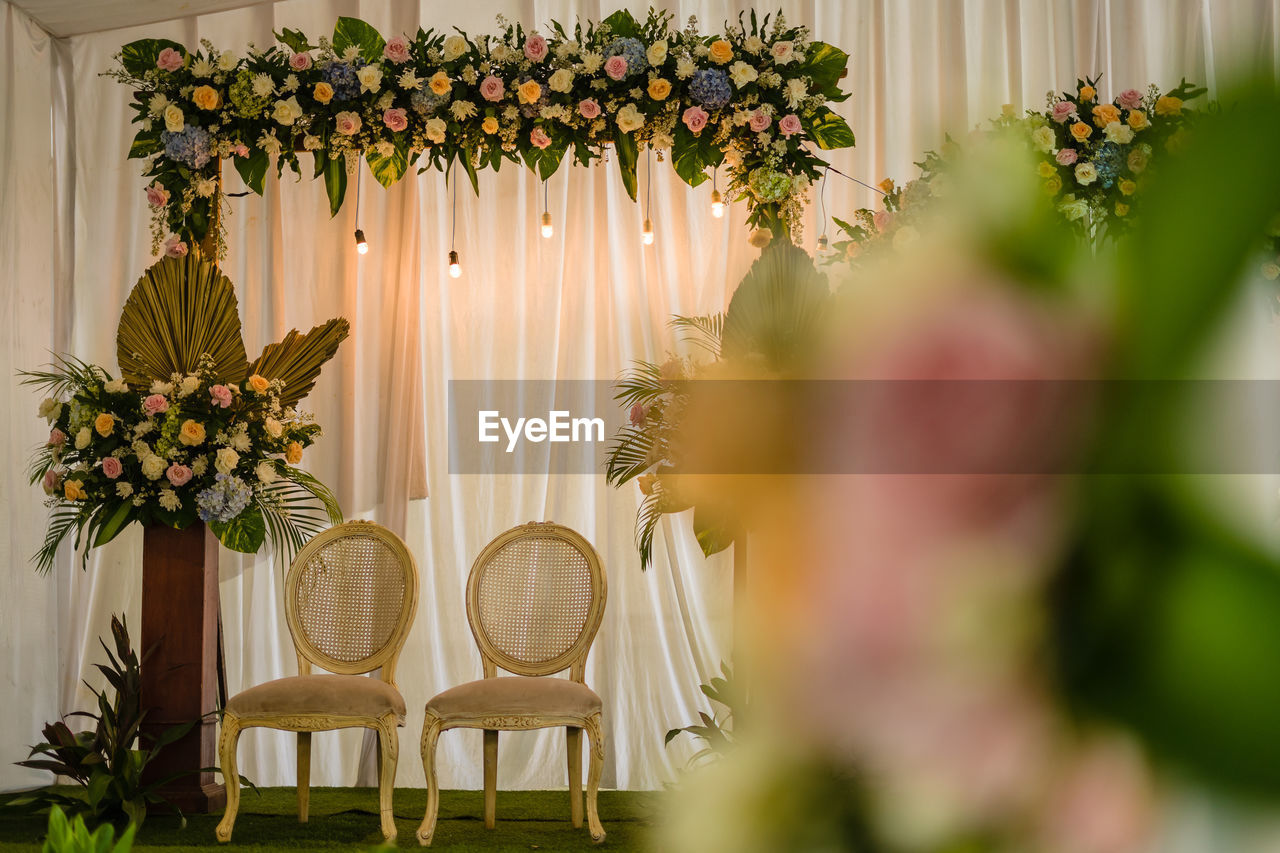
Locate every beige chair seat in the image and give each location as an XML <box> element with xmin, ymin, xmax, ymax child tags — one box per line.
<box><xmin>428</xmin><ymin>676</ymin><xmax>601</xmax><ymax>722</ymax></box>
<box><xmin>226</xmin><ymin>674</ymin><xmax>407</xmax><ymax>722</ymax></box>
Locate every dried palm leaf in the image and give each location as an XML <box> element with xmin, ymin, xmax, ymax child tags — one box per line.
<box><xmin>116</xmin><ymin>256</ymin><xmax>249</xmax><ymax>386</ymax></box>
<box><xmin>247</xmin><ymin>318</ymin><xmax>351</xmax><ymax>408</ymax></box>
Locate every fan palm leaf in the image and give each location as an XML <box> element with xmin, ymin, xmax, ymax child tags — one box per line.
<box><xmin>721</xmin><ymin>242</ymin><xmax>831</xmax><ymax>371</ymax></box>
<box><xmin>116</xmin><ymin>256</ymin><xmax>248</xmax><ymax>386</ymax></box>
<box><xmin>247</xmin><ymin>319</ymin><xmax>351</xmax><ymax>408</ymax></box>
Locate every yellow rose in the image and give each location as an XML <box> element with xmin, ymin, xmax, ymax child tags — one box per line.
<box><xmin>1127</xmin><ymin>109</ymin><xmax>1148</xmax><ymax>130</ymax></box>
<box><xmin>429</xmin><ymin>71</ymin><xmax>452</xmax><ymax>96</ymax></box>
<box><xmin>313</xmin><ymin>82</ymin><xmax>334</xmax><ymax>104</ymax></box>
<box><xmin>1154</xmin><ymin>95</ymin><xmax>1183</xmax><ymax>116</ymax></box>
<box><xmin>481</xmin><ymin>116</ymin><xmax>499</xmax><ymax>134</ymax></box>
<box><xmin>64</xmin><ymin>479</ymin><xmax>87</xmax><ymax>501</ymax></box>
<box><xmin>1069</xmin><ymin>121</ymin><xmax>1092</xmax><ymax>141</ymax></box>
<box><xmin>285</xmin><ymin>441</ymin><xmax>304</xmax><ymax>465</ymax></box>
<box><xmin>1043</xmin><ymin>174</ymin><xmax>1063</xmax><ymax>195</ymax></box>
<box><xmin>1079</xmin><ymin>84</ymin><xmax>1096</xmax><ymax>101</ymax></box>
<box><xmin>248</xmin><ymin>374</ymin><xmax>270</xmax><ymax>393</ymax></box>
<box><xmin>1091</xmin><ymin>103</ymin><xmax>1120</xmax><ymax>127</ymax></box>
<box><xmin>1037</xmin><ymin>160</ymin><xmax>1056</xmax><ymax>178</ymax></box>
<box><xmin>647</xmin><ymin>78</ymin><xmax>672</xmax><ymax>100</ymax></box>
<box><xmin>517</xmin><ymin>79</ymin><xmax>542</xmax><ymax>105</ymax></box>
<box><xmin>179</xmin><ymin>419</ymin><xmax>206</xmax><ymax>446</ymax></box>
<box><xmin>1119</xmin><ymin>179</ymin><xmax>1137</xmax><ymax>196</ymax></box>
<box><xmin>708</xmin><ymin>39</ymin><xmax>733</xmax><ymax>64</ymax></box>
<box><xmin>1115</xmin><ymin>202</ymin><xmax>1129</xmax><ymax>217</ymax></box>
<box><xmin>94</xmin><ymin>413</ymin><xmax>115</xmax><ymax>437</ymax></box>
<box><xmin>878</xmin><ymin>178</ymin><xmax>895</xmax><ymax>194</ymax></box>
<box><xmin>192</xmin><ymin>84</ymin><xmax>220</xmax><ymax>111</ymax></box>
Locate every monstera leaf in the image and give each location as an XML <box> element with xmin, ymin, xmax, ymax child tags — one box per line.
<box><xmin>720</xmin><ymin>242</ymin><xmax>831</xmax><ymax>371</ymax></box>
<box><xmin>116</xmin><ymin>255</ymin><xmax>249</xmax><ymax>387</ymax></box>
<box><xmin>247</xmin><ymin>319</ymin><xmax>351</xmax><ymax>408</ymax></box>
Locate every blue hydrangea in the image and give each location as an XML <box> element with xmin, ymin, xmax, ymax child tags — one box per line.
<box><xmin>195</xmin><ymin>473</ymin><xmax>252</xmax><ymax>524</ymax></box>
<box><xmin>322</xmin><ymin>62</ymin><xmax>361</xmax><ymax>102</ymax></box>
<box><xmin>605</xmin><ymin>37</ymin><xmax>648</xmax><ymax>77</ymax></box>
<box><xmin>1095</xmin><ymin>142</ymin><xmax>1122</xmax><ymax>189</ymax></box>
<box><xmin>162</xmin><ymin>127</ymin><xmax>213</xmax><ymax>169</ymax></box>
<box><xmin>689</xmin><ymin>69</ymin><xmax>732</xmax><ymax>110</ymax></box>
<box><xmin>410</xmin><ymin>88</ymin><xmax>449</xmax><ymax>116</ymax></box>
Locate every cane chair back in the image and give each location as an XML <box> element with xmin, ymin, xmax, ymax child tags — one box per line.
<box><xmin>285</xmin><ymin>521</ymin><xmax>418</xmax><ymax>686</ymax></box>
<box><xmin>466</xmin><ymin>522</ymin><xmax>606</xmax><ymax>680</ymax></box>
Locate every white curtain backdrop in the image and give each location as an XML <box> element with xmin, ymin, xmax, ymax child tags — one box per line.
<box><xmin>3</xmin><ymin>0</ymin><xmax>1280</xmax><ymax>797</ymax></box>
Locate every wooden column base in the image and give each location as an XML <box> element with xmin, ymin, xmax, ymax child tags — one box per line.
<box><xmin>140</xmin><ymin>523</ymin><xmax>226</xmax><ymax>814</ymax></box>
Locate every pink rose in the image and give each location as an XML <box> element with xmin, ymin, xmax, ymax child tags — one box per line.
<box><xmin>682</xmin><ymin>105</ymin><xmax>709</xmax><ymax>133</ymax></box>
<box><xmin>41</xmin><ymin>469</ymin><xmax>61</xmax><ymax>494</ymax></box>
<box><xmin>334</xmin><ymin>111</ymin><xmax>362</xmax><ymax>135</ymax></box>
<box><xmin>604</xmin><ymin>55</ymin><xmax>627</xmax><ymax>80</ymax></box>
<box><xmin>163</xmin><ymin>236</ymin><xmax>188</xmax><ymax>258</ymax></box>
<box><xmin>166</xmin><ymin>463</ymin><xmax>193</xmax><ymax>487</ymax></box>
<box><xmin>1051</xmin><ymin>101</ymin><xmax>1075</xmax><ymax>123</ymax></box>
<box><xmin>48</xmin><ymin>428</ymin><xmax>66</xmax><ymax>447</ymax></box>
<box><xmin>145</xmin><ymin>183</ymin><xmax>169</xmax><ymax>207</ymax></box>
<box><xmin>156</xmin><ymin>47</ymin><xmax>184</xmax><ymax>72</ymax></box>
<box><xmin>748</xmin><ymin>110</ymin><xmax>772</xmax><ymax>132</ymax></box>
<box><xmin>523</xmin><ymin>34</ymin><xmax>548</xmax><ymax>62</ymax></box>
<box><xmin>210</xmin><ymin>384</ymin><xmax>233</xmax><ymax>408</ymax></box>
<box><xmin>873</xmin><ymin>209</ymin><xmax>894</xmax><ymax>233</ymax></box>
<box><xmin>578</xmin><ymin>98</ymin><xmax>601</xmax><ymax>119</ymax></box>
<box><xmin>383</xmin><ymin>107</ymin><xmax>408</xmax><ymax>132</ymax></box>
<box><xmin>778</xmin><ymin>114</ymin><xmax>802</xmax><ymax>137</ymax></box>
<box><xmin>383</xmin><ymin>36</ymin><xmax>411</xmax><ymax>64</ymax></box>
<box><xmin>232</xmin><ymin>142</ymin><xmax>250</xmax><ymax>158</ymax></box>
<box><xmin>1055</xmin><ymin>147</ymin><xmax>1078</xmax><ymax>166</ymax></box>
<box><xmin>530</xmin><ymin>127</ymin><xmax>552</xmax><ymax>149</ymax></box>
<box><xmin>288</xmin><ymin>52</ymin><xmax>312</xmax><ymax>71</ymax></box>
<box><xmin>1116</xmin><ymin>88</ymin><xmax>1143</xmax><ymax>111</ymax></box>
<box><xmin>102</xmin><ymin>457</ymin><xmax>123</xmax><ymax>479</ymax></box>
<box><xmin>479</xmin><ymin>75</ymin><xmax>506</xmax><ymax>102</ymax></box>
<box><xmin>143</xmin><ymin>394</ymin><xmax>169</xmax><ymax>415</ymax></box>
<box><xmin>629</xmin><ymin>403</ymin><xmax>646</xmax><ymax>426</ymax></box>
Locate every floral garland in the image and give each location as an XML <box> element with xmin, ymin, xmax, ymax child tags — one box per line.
<box><xmin>109</xmin><ymin>9</ymin><xmax>854</xmax><ymax>256</ymax></box>
<box><xmin>824</xmin><ymin>76</ymin><xmax>1203</xmax><ymax>266</ymax></box>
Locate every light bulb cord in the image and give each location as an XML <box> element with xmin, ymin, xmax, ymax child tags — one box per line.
<box><xmin>819</xmin><ymin>166</ymin><xmax>829</xmax><ymax>238</ymax></box>
<box><xmin>450</xmin><ymin>168</ymin><xmax>457</xmax><ymax>250</ymax></box>
<box><xmin>645</xmin><ymin>146</ymin><xmax>652</xmax><ymax>219</ymax></box>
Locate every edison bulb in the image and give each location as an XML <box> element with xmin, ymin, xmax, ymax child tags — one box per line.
<box><xmin>354</xmin><ymin>228</ymin><xmax>369</xmax><ymax>254</ymax></box>
<box><xmin>540</xmin><ymin>211</ymin><xmax>554</xmax><ymax>239</ymax></box>
<box><xmin>710</xmin><ymin>190</ymin><xmax>724</xmax><ymax>219</ymax></box>
<box><xmin>447</xmin><ymin>250</ymin><xmax>462</xmax><ymax>279</ymax></box>
<box><xmin>642</xmin><ymin>218</ymin><xmax>655</xmax><ymax>245</ymax></box>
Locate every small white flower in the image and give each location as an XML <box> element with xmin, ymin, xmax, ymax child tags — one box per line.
<box><xmin>376</xmin><ymin>91</ymin><xmax>395</xmax><ymax>111</ymax></box>
<box><xmin>251</xmin><ymin>72</ymin><xmax>275</xmax><ymax>98</ymax></box>
<box><xmin>257</xmin><ymin>131</ymin><xmax>282</xmax><ymax>157</ymax></box>
<box><xmin>303</xmin><ymin>134</ymin><xmax>322</xmax><ymax>150</ymax></box>
<box><xmin>373</xmin><ymin>140</ymin><xmax>395</xmax><ymax>157</ymax></box>
<box><xmin>256</xmin><ymin>460</ymin><xmax>278</xmax><ymax>485</ymax></box>
<box><xmin>216</xmin><ymin>50</ymin><xmax>237</xmax><ymax>71</ymax></box>
<box><xmin>341</xmin><ymin>45</ymin><xmax>361</xmax><ymax>63</ymax></box>
<box><xmin>149</xmin><ymin>380</ymin><xmax>174</xmax><ymax>395</ymax></box>
<box><xmin>357</xmin><ymin>64</ymin><xmax>383</xmax><ymax>93</ymax></box>
<box><xmin>196</xmin><ymin>178</ymin><xmax>217</xmax><ymax>197</ymax></box>
<box><xmin>191</xmin><ymin>455</ymin><xmax>209</xmax><ymax>476</ymax></box>
<box><xmin>676</xmin><ymin>57</ymin><xmax>697</xmax><ymax>80</ymax></box>
<box><xmin>215</xmin><ymin>447</ymin><xmax>240</xmax><ymax>475</ymax></box>
<box><xmin>399</xmin><ymin>68</ymin><xmax>423</xmax><ymax>90</ymax></box>
<box><xmin>283</xmin><ymin>73</ymin><xmax>300</xmax><ymax>93</ymax></box>
<box><xmin>158</xmin><ymin>488</ymin><xmax>181</xmax><ymax>511</ymax></box>
<box><xmin>116</xmin><ymin>482</ymin><xmax>134</xmax><ymax>498</ymax></box>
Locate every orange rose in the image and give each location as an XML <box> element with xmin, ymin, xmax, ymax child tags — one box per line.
<box><xmin>1069</xmin><ymin>121</ymin><xmax>1092</xmax><ymax>141</ymax></box>
<box><xmin>94</xmin><ymin>412</ymin><xmax>115</xmax><ymax>437</ymax></box>
<box><xmin>313</xmin><ymin>82</ymin><xmax>334</xmax><ymax>104</ymax></box>
<box><xmin>647</xmin><ymin>78</ymin><xmax>672</xmax><ymax>100</ymax></box>
<box><xmin>1091</xmin><ymin>103</ymin><xmax>1120</xmax><ymax>127</ymax></box>
<box><xmin>517</xmin><ymin>80</ymin><xmax>542</xmax><ymax>105</ymax></box>
<box><xmin>179</xmin><ymin>419</ymin><xmax>206</xmax><ymax>446</ymax></box>
<box><xmin>429</xmin><ymin>71</ymin><xmax>452</xmax><ymax>96</ymax></box>
<box><xmin>1127</xmin><ymin>109</ymin><xmax>1149</xmax><ymax>130</ymax></box>
<box><xmin>1154</xmin><ymin>95</ymin><xmax>1182</xmax><ymax>116</ymax></box>
<box><xmin>1115</xmin><ymin>202</ymin><xmax>1129</xmax><ymax>217</ymax></box>
<box><xmin>1079</xmin><ymin>84</ymin><xmax>1096</xmax><ymax>101</ymax></box>
<box><xmin>248</xmin><ymin>374</ymin><xmax>270</xmax><ymax>393</ymax></box>
<box><xmin>878</xmin><ymin>178</ymin><xmax>895</xmax><ymax>194</ymax></box>
<box><xmin>708</xmin><ymin>39</ymin><xmax>733</xmax><ymax>64</ymax></box>
<box><xmin>481</xmin><ymin>116</ymin><xmax>499</xmax><ymax>134</ymax></box>
<box><xmin>63</xmin><ymin>479</ymin><xmax>87</xmax><ymax>501</ymax></box>
<box><xmin>285</xmin><ymin>442</ymin><xmax>303</xmax><ymax>465</ymax></box>
<box><xmin>1119</xmin><ymin>179</ymin><xmax>1137</xmax><ymax>196</ymax></box>
<box><xmin>192</xmin><ymin>84</ymin><xmax>220</xmax><ymax>111</ymax></box>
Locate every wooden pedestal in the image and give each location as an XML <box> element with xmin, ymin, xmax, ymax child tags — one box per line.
<box><xmin>140</xmin><ymin>523</ymin><xmax>226</xmax><ymax>813</ymax></box>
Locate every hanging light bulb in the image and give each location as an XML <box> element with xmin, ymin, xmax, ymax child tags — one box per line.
<box><xmin>540</xmin><ymin>211</ymin><xmax>554</xmax><ymax>239</ymax></box>
<box><xmin>641</xmin><ymin>218</ymin><xmax>655</xmax><ymax>245</ymax></box>
<box><xmin>448</xmin><ymin>250</ymin><xmax>462</xmax><ymax>279</ymax></box>
<box><xmin>354</xmin><ymin>228</ymin><xmax>369</xmax><ymax>255</ymax></box>
<box><xmin>710</xmin><ymin>189</ymin><xmax>725</xmax><ymax>219</ymax></box>
<box><xmin>816</xmin><ymin>234</ymin><xmax>829</xmax><ymax>253</ymax></box>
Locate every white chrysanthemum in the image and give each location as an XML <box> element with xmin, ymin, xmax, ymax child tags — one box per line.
<box><xmin>196</xmin><ymin>178</ymin><xmax>218</xmax><ymax>197</ymax></box>
<box><xmin>785</xmin><ymin>77</ymin><xmax>808</xmax><ymax>108</ymax></box>
<box><xmin>675</xmin><ymin>57</ymin><xmax>697</xmax><ymax>80</ymax></box>
<box><xmin>251</xmin><ymin>73</ymin><xmax>275</xmax><ymax>98</ymax></box>
<box><xmin>148</xmin><ymin>92</ymin><xmax>170</xmax><ymax>116</ymax></box>
<box><xmin>341</xmin><ymin>45</ymin><xmax>361</xmax><ymax>63</ymax></box>
<box><xmin>38</xmin><ymin>398</ymin><xmax>62</xmax><ymax>421</ymax></box>
<box><xmin>450</xmin><ymin>99</ymin><xmax>477</xmax><ymax>120</ymax></box>
<box><xmin>158</xmin><ymin>488</ymin><xmax>181</xmax><ymax>511</ymax></box>
<box><xmin>743</xmin><ymin>36</ymin><xmax>765</xmax><ymax>55</ymax></box>
<box><xmin>116</xmin><ymin>482</ymin><xmax>134</xmax><ymax>498</ymax></box>
<box><xmin>191</xmin><ymin>57</ymin><xmax>215</xmax><ymax>77</ymax></box>
<box><xmin>178</xmin><ymin>375</ymin><xmax>200</xmax><ymax>397</ymax></box>
<box><xmin>216</xmin><ymin>50</ymin><xmax>237</xmax><ymax>71</ymax></box>
<box><xmin>150</xmin><ymin>380</ymin><xmax>174</xmax><ymax>395</ymax></box>
<box><xmin>283</xmin><ymin>73</ymin><xmax>300</xmax><ymax>93</ymax></box>
<box><xmin>191</xmin><ymin>455</ymin><xmax>209</xmax><ymax>476</ymax></box>
<box><xmin>579</xmin><ymin>51</ymin><xmax>603</xmax><ymax>74</ymax></box>
<box><xmin>258</xmin><ymin>131</ymin><xmax>282</xmax><ymax>157</ymax></box>
<box><xmin>256</xmin><ymin>460</ymin><xmax>278</xmax><ymax>485</ymax></box>
<box><xmin>399</xmin><ymin>69</ymin><xmax>423</xmax><ymax>90</ymax></box>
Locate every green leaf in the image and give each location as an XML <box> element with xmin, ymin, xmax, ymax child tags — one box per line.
<box><xmin>692</xmin><ymin>505</ymin><xmax>734</xmax><ymax>558</ymax></box>
<box><xmin>614</xmin><ymin>133</ymin><xmax>639</xmax><ymax>201</ymax></box>
<box><xmin>120</xmin><ymin>38</ymin><xmax>184</xmax><ymax>77</ymax></box>
<box><xmin>459</xmin><ymin>150</ymin><xmax>480</xmax><ymax>195</ymax></box>
<box><xmin>798</xmin><ymin>41</ymin><xmax>849</xmax><ymax>96</ymax></box>
<box><xmin>671</xmin><ymin>124</ymin><xmax>713</xmax><ymax>188</ymax></box>
<box><xmin>805</xmin><ymin>106</ymin><xmax>855</xmax><ymax>150</ymax></box>
<box><xmin>210</xmin><ymin>507</ymin><xmax>267</xmax><ymax>553</ymax></box>
<box><xmin>365</xmin><ymin>142</ymin><xmax>408</xmax><ymax>189</ymax></box>
<box><xmin>332</xmin><ymin>17</ymin><xmax>386</xmax><ymax>62</ymax></box>
<box><xmin>274</xmin><ymin>28</ymin><xmax>313</xmax><ymax>54</ymax></box>
<box><xmin>233</xmin><ymin>148</ymin><xmax>269</xmax><ymax>196</ymax></box>
<box><xmin>128</xmin><ymin>128</ymin><xmax>161</xmax><ymax>160</ymax></box>
<box><xmin>92</xmin><ymin>503</ymin><xmax>134</xmax><ymax>548</ymax></box>
<box><xmin>322</xmin><ymin>153</ymin><xmax>348</xmax><ymax>217</ymax></box>
<box><xmin>86</xmin><ymin>771</ymin><xmax>110</xmax><ymax>807</ymax></box>
<box><xmin>600</xmin><ymin>9</ymin><xmax>641</xmax><ymax>39</ymax></box>
<box><xmin>538</xmin><ymin>138</ymin><xmax>568</xmax><ymax>181</ymax></box>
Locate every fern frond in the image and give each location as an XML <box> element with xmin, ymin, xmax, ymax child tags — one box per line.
<box><xmin>670</xmin><ymin>314</ymin><xmax>724</xmax><ymax>358</ymax></box>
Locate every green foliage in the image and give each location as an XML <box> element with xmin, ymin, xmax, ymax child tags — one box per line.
<box><xmin>118</xmin><ymin>39</ymin><xmax>183</xmax><ymax>77</ymax></box>
<box><xmin>273</xmin><ymin>28</ymin><xmax>313</xmax><ymax>54</ymax></box>
<box><xmin>721</xmin><ymin>241</ymin><xmax>831</xmax><ymax>370</ymax></box>
<box><xmin>805</xmin><ymin>106</ymin><xmax>856</xmax><ymax>150</ymax></box>
<box><xmin>614</xmin><ymin>133</ymin><xmax>639</xmax><ymax>202</ymax></box>
<box><xmin>664</xmin><ymin>662</ymin><xmax>742</xmax><ymax>767</ymax></box>
<box><xmin>41</xmin><ymin>806</ymin><xmax>136</xmax><ymax>853</ymax></box>
<box><xmin>232</xmin><ymin>149</ymin><xmax>269</xmax><ymax>196</ymax></box>
<box><xmin>796</xmin><ymin>41</ymin><xmax>850</xmax><ymax>97</ymax></box>
<box><xmin>208</xmin><ymin>506</ymin><xmax>266</xmax><ymax>553</ymax></box>
<box><xmin>365</xmin><ymin>143</ymin><xmax>409</xmax><ymax>189</ymax></box>
<box><xmin>331</xmin><ymin>17</ymin><xmax>386</xmax><ymax>62</ymax></box>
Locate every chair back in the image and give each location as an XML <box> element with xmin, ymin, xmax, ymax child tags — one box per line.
<box><xmin>466</xmin><ymin>522</ymin><xmax>606</xmax><ymax>681</ymax></box>
<box><xmin>285</xmin><ymin>520</ymin><xmax>419</xmax><ymax>687</ymax></box>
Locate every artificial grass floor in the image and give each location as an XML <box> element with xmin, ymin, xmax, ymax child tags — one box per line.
<box><xmin>0</xmin><ymin>787</ymin><xmax>660</xmax><ymax>852</ymax></box>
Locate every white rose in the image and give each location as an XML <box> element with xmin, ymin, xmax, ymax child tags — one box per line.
<box><xmin>615</xmin><ymin>103</ymin><xmax>645</xmax><ymax>133</ymax></box>
<box><xmin>215</xmin><ymin>447</ymin><xmax>240</xmax><ymax>475</ymax></box>
<box><xmin>1031</xmin><ymin>125</ymin><xmax>1055</xmax><ymax>153</ymax></box>
<box><xmin>646</xmin><ymin>40</ymin><xmax>668</xmax><ymax>66</ymax></box>
<box><xmin>771</xmin><ymin>40</ymin><xmax>796</xmax><ymax>64</ymax></box>
<box><xmin>116</xmin><ymin>482</ymin><xmax>134</xmax><ymax>498</ymax></box>
<box><xmin>178</xmin><ymin>375</ymin><xmax>200</xmax><ymax>397</ymax></box>
<box><xmin>1104</xmin><ymin>121</ymin><xmax>1135</xmax><ymax>144</ymax></box>
<box><xmin>142</xmin><ymin>454</ymin><xmax>166</xmax><ymax>480</ymax></box>
<box><xmin>1074</xmin><ymin>162</ymin><xmax>1098</xmax><ymax>186</ymax></box>
<box><xmin>424</xmin><ymin>117</ymin><xmax>447</xmax><ymax>143</ymax></box>
<box><xmin>256</xmin><ymin>460</ymin><xmax>278</xmax><ymax>485</ymax></box>
<box><xmin>104</xmin><ymin>378</ymin><xmax>129</xmax><ymax>394</ymax></box>
<box><xmin>357</xmin><ymin>64</ymin><xmax>383</xmax><ymax>93</ymax></box>
<box><xmin>217</xmin><ymin>50</ymin><xmax>237</xmax><ymax>71</ymax></box>
<box><xmin>75</xmin><ymin>427</ymin><xmax>91</xmax><ymax>450</ymax></box>
<box><xmin>1059</xmin><ymin>194</ymin><xmax>1088</xmax><ymax>221</ymax></box>
<box><xmin>273</xmin><ymin>96</ymin><xmax>303</xmax><ymax>126</ymax></box>
<box><xmin>163</xmin><ymin>104</ymin><xmax>184</xmax><ymax>133</ymax></box>
<box><xmin>786</xmin><ymin>77</ymin><xmax>807</xmax><ymax>108</ymax></box>
<box><xmin>442</xmin><ymin>35</ymin><xmax>469</xmax><ymax>62</ymax></box>
<box><xmin>728</xmin><ymin>61</ymin><xmax>759</xmax><ymax>88</ymax></box>
<box><xmin>549</xmin><ymin>68</ymin><xmax>575</xmax><ymax>94</ymax></box>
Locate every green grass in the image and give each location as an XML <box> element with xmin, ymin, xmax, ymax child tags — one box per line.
<box><xmin>0</xmin><ymin>788</ymin><xmax>659</xmax><ymax>852</ymax></box>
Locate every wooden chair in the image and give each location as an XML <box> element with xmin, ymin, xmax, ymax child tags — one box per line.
<box><xmin>415</xmin><ymin>521</ymin><xmax>608</xmax><ymax>846</ymax></box>
<box><xmin>216</xmin><ymin>521</ymin><xmax>419</xmax><ymax>842</ymax></box>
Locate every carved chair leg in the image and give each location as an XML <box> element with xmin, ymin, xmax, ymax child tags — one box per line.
<box><xmin>416</xmin><ymin>715</ymin><xmax>445</xmax><ymax>846</ymax></box>
<box><xmin>377</xmin><ymin>718</ymin><xmax>399</xmax><ymax>841</ymax></box>
<box><xmin>297</xmin><ymin>731</ymin><xmax>311</xmax><ymax>822</ymax></box>
<box><xmin>215</xmin><ymin>715</ymin><xmax>243</xmax><ymax>843</ymax></box>
<box><xmin>584</xmin><ymin>712</ymin><xmax>606</xmax><ymax>843</ymax></box>
<box><xmin>483</xmin><ymin>729</ymin><xmax>498</xmax><ymax>829</ymax></box>
<box><xmin>567</xmin><ymin>726</ymin><xmax>583</xmax><ymax>828</ymax></box>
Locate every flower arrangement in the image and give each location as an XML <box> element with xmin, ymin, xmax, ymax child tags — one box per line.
<box><xmin>109</xmin><ymin>8</ymin><xmax>854</xmax><ymax>255</ymax></box>
<box><xmin>24</xmin><ymin>256</ymin><xmax>348</xmax><ymax>572</ymax></box>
